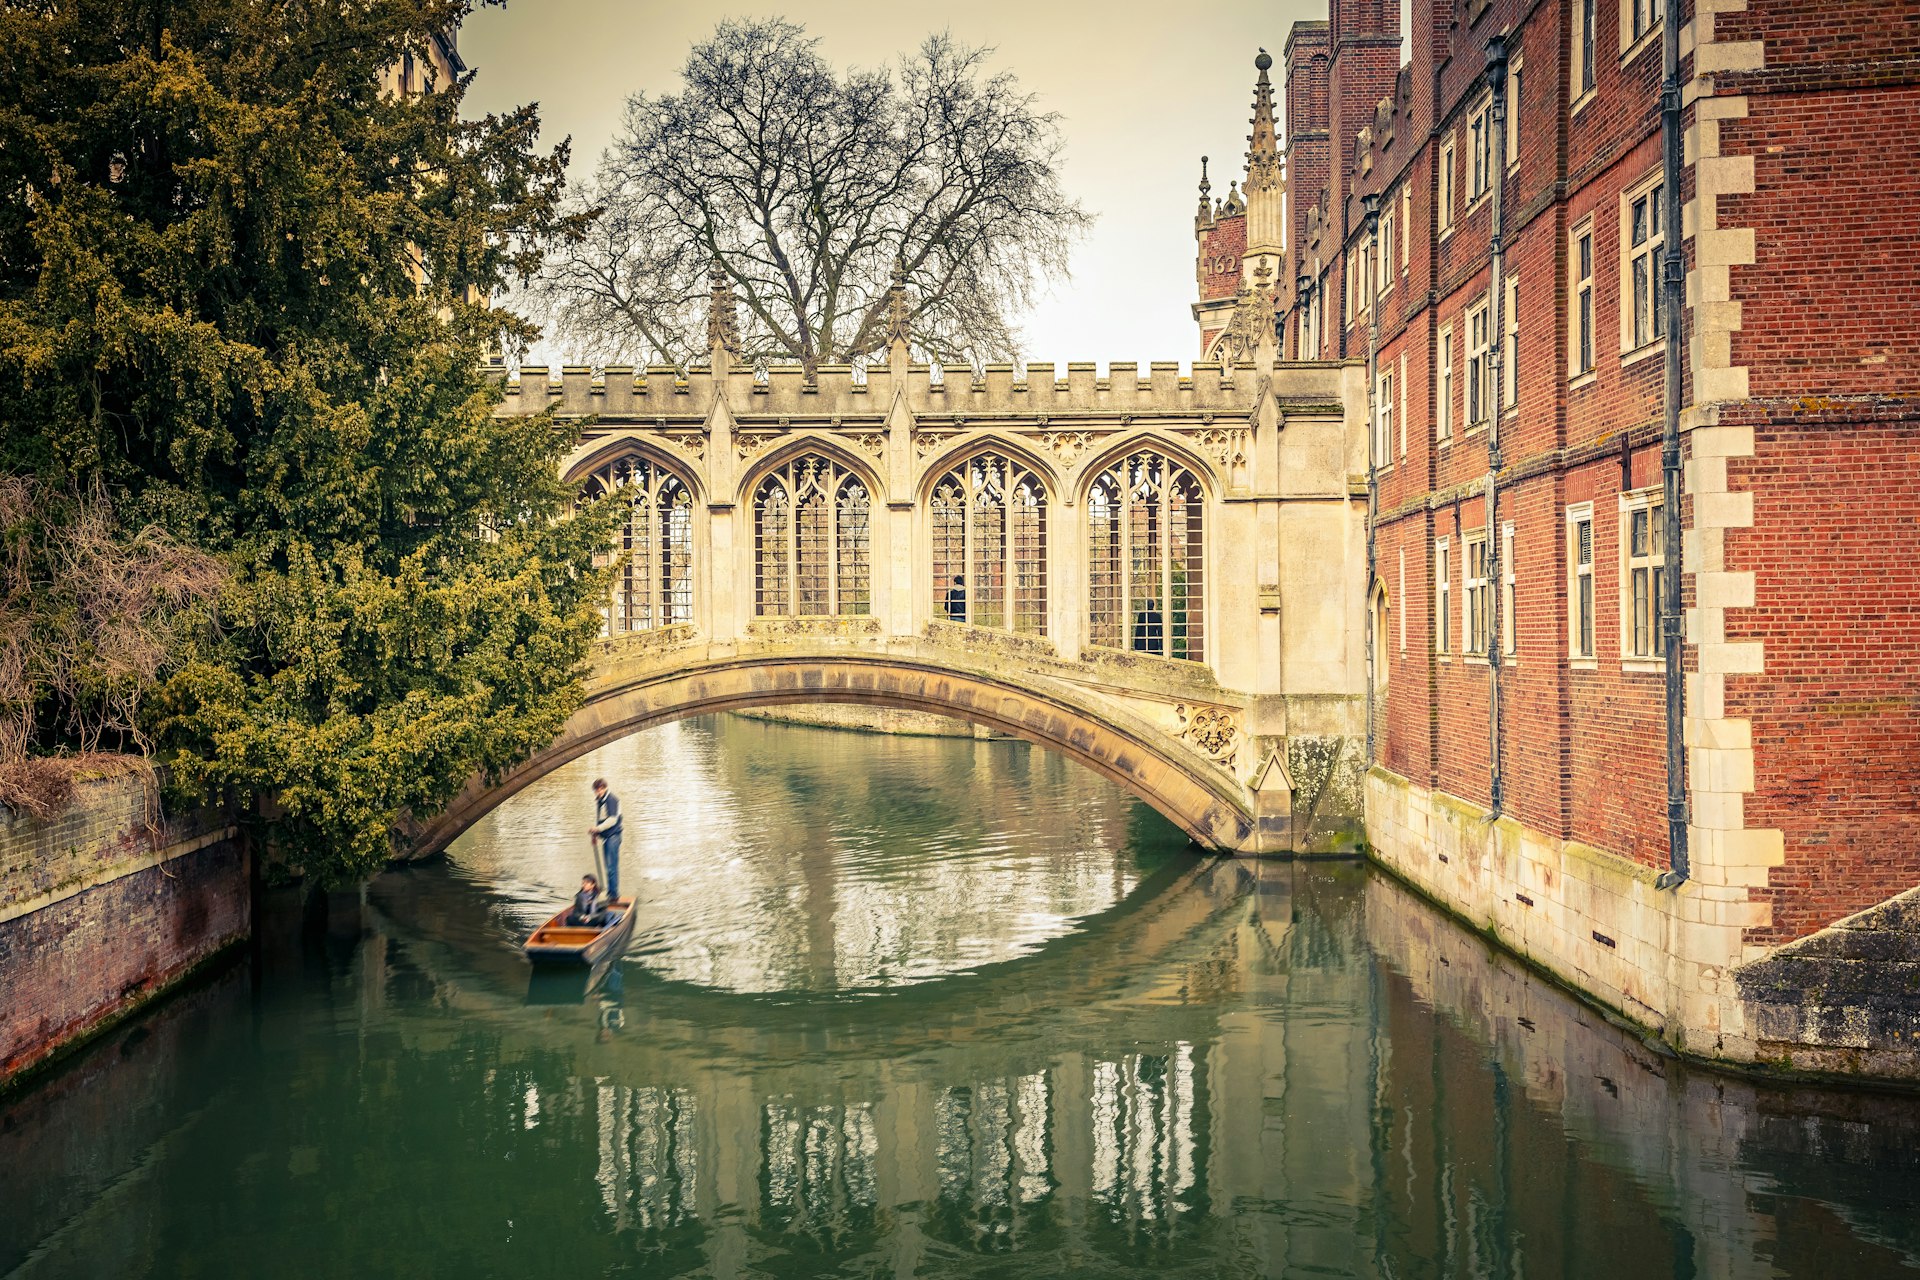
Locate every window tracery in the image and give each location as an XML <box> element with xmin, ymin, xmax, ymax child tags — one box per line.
<box><xmin>1086</xmin><ymin>451</ymin><xmax>1206</xmax><ymax>661</ymax></box>
<box><xmin>753</xmin><ymin>454</ymin><xmax>872</xmax><ymax>617</ymax></box>
<box><xmin>929</xmin><ymin>452</ymin><xmax>1048</xmax><ymax>635</ymax></box>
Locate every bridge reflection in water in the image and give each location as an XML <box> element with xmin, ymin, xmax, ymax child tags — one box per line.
<box><xmin>3</xmin><ymin>718</ymin><xmax>1918</xmax><ymax>1278</ymax></box>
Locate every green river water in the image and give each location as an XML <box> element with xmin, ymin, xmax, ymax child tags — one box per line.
<box><xmin>3</xmin><ymin>714</ymin><xmax>1917</xmax><ymax>1278</ymax></box>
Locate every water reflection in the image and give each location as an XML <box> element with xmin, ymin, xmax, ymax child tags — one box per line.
<box><xmin>448</xmin><ymin>715</ymin><xmax>1172</xmax><ymax>993</ymax></box>
<box><xmin>3</xmin><ymin>719</ymin><xmax>1919</xmax><ymax>1278</ymax></box>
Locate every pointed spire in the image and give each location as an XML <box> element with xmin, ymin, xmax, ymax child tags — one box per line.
<box><xmin>1246</xmin><ymin>48</ymin><xmax>1282</xmax><ymax>194</ymax></box>
<box><xmin>886</xmin><ymin>257</ymin><xmax>912</xmax><ymax>349</ymax></box>
<box><xmin>707</xmin><ymin>257</ymin><xmax>741</xmax><ymax>364</ymax></box>
<box><xmin>1197</xmin><ymin>155</ymin><xmax>1213</xmax><ymax>220</ymax></box>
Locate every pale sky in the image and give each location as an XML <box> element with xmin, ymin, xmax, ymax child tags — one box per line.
<box><xmin>460</xmin><ymin>0</ymin><xmax>1325</xmax><ymax>369</ymax></box>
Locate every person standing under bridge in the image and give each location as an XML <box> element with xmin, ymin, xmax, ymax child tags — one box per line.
<box><xmin>589</xmin><ymin>778</ymin><xmax>623</xmax><ymax>899</ymax></box>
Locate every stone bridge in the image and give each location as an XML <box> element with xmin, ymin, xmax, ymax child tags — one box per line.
<box><xmin>418</xmin><ymin>338</ymin><xmax>1370</xmax><ymax>855</ymax></box>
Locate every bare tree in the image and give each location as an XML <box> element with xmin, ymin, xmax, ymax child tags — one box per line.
<box><xmin>0</xmin><ymin>478</ymin><xmax>224</xmax><ymax>816</ymax></box>
<box><xmin>537</xmin><ymin>19</ymin><xmax>1091</xmax><ymax>372</ymax></box>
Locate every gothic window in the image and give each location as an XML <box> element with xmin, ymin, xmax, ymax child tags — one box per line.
<box><xmin>753</xmin><ymin>454</ymin><xmax>872</xmax><ymax>617</ymax></box>
<box><xmin>1086</xmin><ymin>450</ymin><xmax>1206</xmax><ymax>662</ymax></box>
<box><xmin>585</xmin><ymin>454</ymin><xmax>694</xmax><ymax>635</ymax></box>
<box><xmin>929</xmin><ymin>452</ymin><xmax>1048</xmax><ymax>634</ymax></box>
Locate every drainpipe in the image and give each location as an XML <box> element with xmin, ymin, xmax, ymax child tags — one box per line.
<box><xmin>1655</xmin><ymin>4</ymin><xmax>1690</xmax><ymax>889</ymax></box>
<box><xmin>1484</xmin><ymin>35</ymin><xmax>1509</xmax><ymax>818</ymax></box>
<box><xmin>1362</xmin><ymin>193</ymin><xmax>1383</xmax><ymax>764</ymax></box>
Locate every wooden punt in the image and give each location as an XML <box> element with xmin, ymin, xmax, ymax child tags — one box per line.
<box><xmin>523</xmin><ymin>897</ymin><xmax>637</xmax><ymax>969</ymax></box>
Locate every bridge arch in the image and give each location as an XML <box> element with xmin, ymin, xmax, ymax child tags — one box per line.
<box><xmin>415</xmin><ymin>644</ymin><xmax>1272</xmax><ymax>858</ymax></box>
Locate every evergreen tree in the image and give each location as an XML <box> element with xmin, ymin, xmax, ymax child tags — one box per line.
<box><xmin>0</xmin><ymin>0</ymin><xmax>620</xmax><ymax>881</ymax></box>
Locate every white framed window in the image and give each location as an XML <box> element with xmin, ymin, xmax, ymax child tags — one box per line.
<box><xmin>1301</xmin><ymin>276</ymin><xmax>1321</xmax><ymax>359</ymax></box>
<box><xmin>1464</xmin><ymin>529</ymin><xmax>1492</xmax><ymax>656</ymax></box>
<box><xmin>1622</xmin><ymin>173</ymin><xmax>1666</xmax><ymax>354</ymax></box>
<box><xmin>1439</xmin><ymin>135</ymin><xmax>1458</xmax><ymax>234</ymax></box>
<box><xmin>1501</xmin><ymin>521</ymin><xmax>1516</xmax><ymax>655</ymax></box>
<box><xmin>1398</xmin><ymin>350</ymin><xmax>1408</xmax><ymax>459</ymax></box>
<box><xmin>1345</xmin><ymin>250</ymin><xmax>1357</xmax><ymax>325</ymax></box>
<box><xmin>1505</xmin><ymin>55</ymin><xmax>1524</xmax><ymax>173</ymax></box>
<box><xmin>1566</xmin><ymin>503</ymin><xmax>1595</xmax><ymax>659</ymax></box>
<box><xmin>1620</xmin><ymin>489</ymin><xmax>1668</xmax><ymax>660</ymax></box>
<box><xmin>1398</xmin><ymin>545</ymin><xmax>1408</xmax><ymax>653</ymax></box>
<box><xmin>1378</xmin><ymin>205</ymin><xmax>1396</xmax><ymax>296</ymax></box>
<box><xmin>1372</xmin><ymin>585</ymin><xmax>1390</xmax><ymax>690</ymax></box>
<box><xmin>1435</xmin><ymin>538</ymin><xmax>1452</xmax><ymax>654</ymax></box>
<box><xmin>1400</xmin><ymin>187</ymin><xmax>1412</xmax><ymax>270</ymax></box>
<box><xmin>1572</xmin><ymin>0</ymin><xmax>1597</xmax><ymax>105</ymax></box>
<box><xmin>1623</xmin><ymin>0</ymin><xmax>1664</xmax><ymax>57</ymax></box>
<box><xmin>1374</xmin><ymin>367</ymin><xmax>1394</xmax><ymax>467</ymax></box>
<box><xmin>1466</xmin><ymin>296</ymin><xmax>1491</xmax><ymax>426</ymax></box>
<box><xmin>1570</xmin><ymin>221</ymin><xmax>1595</xmax><ymax>376</ymax></box>
<box><xmin>1503</xmin><ymin>274</ymin><xmax>1520</xmax><ymax>410</ymax></box>
<box><xmin>1437</xmin><ymin>326</ymin><xmax>1455</xmax><ymax>442</ymax></box>
<box><xmin>1468</xmin><ymin>96</ymin><xmax>1493</xmax><ymax>203</ymax></box>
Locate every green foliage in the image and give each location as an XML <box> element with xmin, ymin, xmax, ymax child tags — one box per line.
<box><xmin>0</xmin><ymin>0</ymin><xmax>621</xmax><ymax>881</ymax></box>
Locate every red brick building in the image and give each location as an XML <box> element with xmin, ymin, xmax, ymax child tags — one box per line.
<box><xmin>1196</xmin><ymin>0</ymin><xmax>1920</xmax><ymax>1074</ymax></box>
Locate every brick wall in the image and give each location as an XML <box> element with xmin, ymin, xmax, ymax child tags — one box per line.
<box><xmin>1241</xmin><ymin>0</ymin><xmax>1920</xmax><ymax>1069</ymax></box>
<box><xmin>1197</xmin><ymin>212</ymin><xmax>1248</xmax><ymax>310</ymax></box>
<box><xmin>0</xmin><ymin>774</ymin><xmax>249</xmax><ymax>1086</ymax></box>
<box><xmin>1728</xmin><ymin>409</ymin><xmax>1920</xmax><ymax>944</ymax></box>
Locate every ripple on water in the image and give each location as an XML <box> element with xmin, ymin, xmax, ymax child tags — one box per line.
<box><xmin>445</xmin><ymin>714</ymin><xmax>1180</xmax><ymax>995</ymax></box>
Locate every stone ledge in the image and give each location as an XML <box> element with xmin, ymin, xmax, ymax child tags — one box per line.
<box><xmin>1735</xmin><ymin>886</ymin><xmax>1920</xmax><ymax>1074</ymax></box>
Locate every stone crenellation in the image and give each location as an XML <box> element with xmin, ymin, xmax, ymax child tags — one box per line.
<box><xmin>496</xmin><ymin>358</ymin><xmax>1347</xmax><ymax>425</ymax></box>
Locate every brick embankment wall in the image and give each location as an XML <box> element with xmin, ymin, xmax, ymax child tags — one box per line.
<box><xmin>0</xmin><ymin>773</ymin><xmax>249</xmax><ymax>1089</ymax></box>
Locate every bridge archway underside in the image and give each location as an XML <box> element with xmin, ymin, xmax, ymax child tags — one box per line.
<box><xmin>420</xmin><ymin>630</ymin><xmax>1310</xmax><ymax>856</ymax></box>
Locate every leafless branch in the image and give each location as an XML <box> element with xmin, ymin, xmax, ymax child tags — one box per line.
<box><xmin>534</xmin><ymin>20</ymin><xmax>1091</xmax><ymax>373</ymax></box>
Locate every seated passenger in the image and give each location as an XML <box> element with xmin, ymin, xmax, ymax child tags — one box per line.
<box><xmin>567</xmin><ymin>874</ymin><xmax>604</xmax><ymax>926</ymax></box>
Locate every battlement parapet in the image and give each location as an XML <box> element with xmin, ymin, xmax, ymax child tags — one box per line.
<box><xmin>490</xmin><ymin>358</ymin><xmax>1350</xmax><ymax>423</ymax></box>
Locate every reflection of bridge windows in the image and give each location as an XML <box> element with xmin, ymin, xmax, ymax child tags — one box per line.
<box><xmin>1089</xmin><ymin>1046</ymin><xmax>1205</xmax><ymax>1228</ymax></box>
<box><xmin>594</xmin><ymin>1083</ymin><xmax>700</xmax><ymax>1237</ymax></box>
<box><xmin>1086</xmin><ymin>451</ymin><xmax>1206</xmax><ymax>661</ymax></box>
<box><xmin>585</xmin><ymin>454</ymin><xmax>694</xmax><ymax>635</ymax></box>
<box><xmin>929</xmin><ymin>452</ymin><xmax>1048</xmax><ymax>634</ymax></box>
<box><xmin>759</xmin><ymin>1102</ymin><xmax>880</xmax><ymax>1247</ymax></box>
<box><xmin>753</xmin><ymin>455</ymin><xmax>873</xmax><ymax>617</ymax></box>
<box><xmin>932</xmin><ymin>1072</ymin><xmax>1056</xmax><ymax>1239</ymax></box>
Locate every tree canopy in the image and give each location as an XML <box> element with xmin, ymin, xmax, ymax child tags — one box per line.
<box><xmin>0</xmin><ymin>0</ymin><xmax>621</xmax><ymax>881</ymax></box>
<box><xmin>537</xmin><ymin>18</ymin><xmax>1091</xmax><ymax>372</ymax></box>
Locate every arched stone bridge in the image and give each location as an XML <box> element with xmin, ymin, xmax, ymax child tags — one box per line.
<box><xmin>419</xmin><ymin>344</ymin><xmax>1371</xmax><ymax>856</ymax></box>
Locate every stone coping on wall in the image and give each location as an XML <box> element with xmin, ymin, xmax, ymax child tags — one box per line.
<box><xmin>1735</xmin><ymin>886</ymin><xmax>1920</xmax><ymax>1082</ymax></box>
<box><xmin>0</xmin><ymin>771</ymin><xmax>233</xmax><ymax>924</ymax></box>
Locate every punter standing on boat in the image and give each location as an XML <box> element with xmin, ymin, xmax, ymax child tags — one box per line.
<box><xmin>590</xmin><ymin>778</ymin><xmax>623</xmax><ymax>898</ymax></box>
